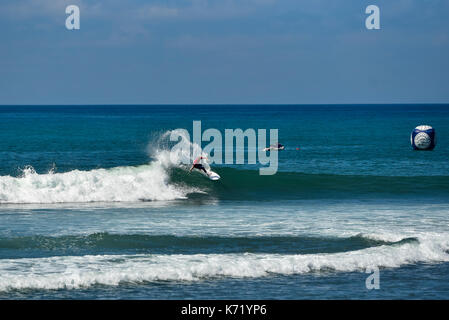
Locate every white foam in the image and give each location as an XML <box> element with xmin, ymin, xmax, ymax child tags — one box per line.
<box><xmin>149</xmin><ymin>129</ymin><xmax>210</xmax><ymax>170</ymax></box>
<box><xmin>0</xmin><ymin>129</ymin><xmax>214</xmax><ymax>204</ymax></box>
<box><xmin>0</xmin><ymin>164</ymin><xmax>194</xmax><ymax>204</ymax></box>
<box><xmin>0</xmin><ymin>238</ymin><xmax>448</xmax><ymax>291</ymax></box>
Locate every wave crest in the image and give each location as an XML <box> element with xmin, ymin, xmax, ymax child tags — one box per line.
<box><xmin>0</xmin><ymin>164</ymin><xmax>198</xmax><ymax>203</ymax></box>
<box><xmin>0</xmin><ymin>237</ymin><xmax>447</xmax><ymax>291</ymax></box>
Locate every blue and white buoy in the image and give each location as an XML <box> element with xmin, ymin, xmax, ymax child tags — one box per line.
<box><xmin>411</xmin><ymin>125</ymin><xmax>436</xmax><ymax>150</ymax></box>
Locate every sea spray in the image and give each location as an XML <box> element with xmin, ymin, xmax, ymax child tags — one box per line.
<box><xmin>0</xmin><ymin>130</ymin><xmax>218</xmax><ymax>204</ymax></box>
<box><xmin>0</xmin><ymin>164</ymin><xmax>196</xmax><ymax>203</ymax></box>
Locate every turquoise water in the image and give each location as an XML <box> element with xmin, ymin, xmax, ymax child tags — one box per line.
<box><xmin>0</xmin><ymin>105</ymin><xmax>448</xmax><ymax>299</ymax></box>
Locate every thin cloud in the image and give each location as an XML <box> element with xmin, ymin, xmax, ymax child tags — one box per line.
<box><xmin>137</xmin><ymin>5</ymin><xmax>179</xmax><ymax>19</ymax></box>
<box><xmin>0</xmin><ymin>0</ymin><xmax>107</xmax><ymax>22</ymax></box>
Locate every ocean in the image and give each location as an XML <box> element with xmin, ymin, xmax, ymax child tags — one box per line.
<box><xmin>0</xmin><ymin>104</ymin><xmax>448</xmax><ymax>299</ymax></box>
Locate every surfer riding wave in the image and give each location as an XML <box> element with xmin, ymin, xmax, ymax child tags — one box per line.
<box><xmin>189</xmin><ymin>156</ymin><xmax>221</xmax><ymax>180</ymax></box>
<box><xmin>189</xmin><ymin>156</ymin><xmax>209</xmax><ymax>175</ymax></box>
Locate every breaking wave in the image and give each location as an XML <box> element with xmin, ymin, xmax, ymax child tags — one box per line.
<box><xmin>0</xmin><ymin>130</ymin><xmax>205</xmax><ymax>203</ymax></box>
<box><xmin>1</xmin><ymin>129</ymin><xmax>448</xmax><ymax>204</ymax></box>
<box><xmin>0</xmin><ymin>233</ymin><xmax>447</xmax><ymax>291</ymax></box>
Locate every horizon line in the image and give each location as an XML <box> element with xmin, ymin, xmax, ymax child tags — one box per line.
<box><xmin>1</xmin><ymin>103</ymin><xmax>449</xmax><ymax>107</ymax></box>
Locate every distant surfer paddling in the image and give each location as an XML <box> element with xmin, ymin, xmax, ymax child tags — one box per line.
<box><xmin>263</xmin><ymin>143</ymin><xmax>285</xmax><ymax>152</ymax></box>
<box><xmin>189</xmin><ymin>156</ymin><xmax>208</xmax><ymax>175</ymax></box>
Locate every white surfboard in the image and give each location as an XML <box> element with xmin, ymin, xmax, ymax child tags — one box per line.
<box><xmin>192</xmin><ymin>156</ymin><xmax>220</xmax><ymax>180</ymax></box>
<box><xmin>263</xmin><ymin>145</ymin><xmax>285</xmax><ymax>151</ymax></box>
<box><xmin>206</xmin><ymin>170</ymin><xmax>220</xmax><ymax>181</ymax></box>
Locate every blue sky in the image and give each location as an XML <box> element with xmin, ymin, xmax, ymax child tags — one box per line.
<box><xmin>0</xmin><ymin>0</ymin><xmax>448</xmax><ymax>104</ymax></box>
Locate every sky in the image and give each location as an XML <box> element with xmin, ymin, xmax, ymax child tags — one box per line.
<box><xmin>0</xmin><ymin>0</ymin><xmax>448</xmax><ymax>105</ymax></box>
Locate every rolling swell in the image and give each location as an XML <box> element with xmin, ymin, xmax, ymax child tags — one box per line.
<box><xmin>1</xmin><ymin>235</ymin><xmax>445</xmax><ymax>291</ymax></box>
<box><xmin>0</xmin><ymin>232</ymin><xmax>418</xmax><ymax>259</ymax></box>
<box><xmin>171</xmin><ymin>167</ymin><xmax>449</xmax><ymax>200</ymax></box>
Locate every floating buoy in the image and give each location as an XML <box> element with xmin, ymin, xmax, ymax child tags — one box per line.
<box><xmin>411</xmin><ymin>125</ymin><xmax>436</xmax><ymax>150</ymax></box>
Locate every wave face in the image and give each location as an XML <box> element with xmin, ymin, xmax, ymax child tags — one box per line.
<box><xmin>0</xmin><ymin>233</ymin><xmax>419</xmax><ymax>257</ymax></box>
<box><xmin>171</xmin><ymin>167</ymin><xmax>449</xmax><ymax>200</ymax></box>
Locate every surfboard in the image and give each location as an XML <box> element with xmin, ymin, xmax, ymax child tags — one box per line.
<box><xmin>206</xmin><ymin>170</ymin><xmax>220</xmax><ymax>181</ymax></box>
<box><xmin>192</xmin><ymin>156</ymin><xmax>220</xmax><ymax>180</ymax></box>
<box><xmin>263</xmin><ymin>146</ymin><xmax>284</xmax><ymax>151</ymax></box>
